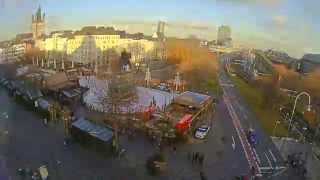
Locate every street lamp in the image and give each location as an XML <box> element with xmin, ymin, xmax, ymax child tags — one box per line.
<box><xmin>280</xmin><ymin>91</ymin><xmax>312</xmax><ymax>156</ymax></box>
<box><xmin>287</xmin><ymin>91</ymin><xmax>311</xmax><ymax>137</ymax></box>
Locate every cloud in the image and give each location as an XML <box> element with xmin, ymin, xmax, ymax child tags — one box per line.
<box><xmin>167</xmin><ymin>22</ymin><xmax>215</xmax><ymax>31</ymax></box>
<box><xmin>111</xmin><ymin>20</ymin><xmax>156</xmax><ymax>26</ymax></box>
<box><xmin>301</xmin><ymin>0</ymin><xmax>320</xmax><ymax>16</ymax></box>
<box><xmin>113</xmin><ymin>19</ymin><xmax>214</xmax><ymax>31</ymax></box>
<box><xmin>215</xmin><ymin>0</ymin><xmax>284</xmax><ymax>6</ymax></box>
<box><xmin>0</xmin><ymin>0</ymin><xmax>44</xmax><ymax>9</ymax></box>
<box><xmin>272</xmin><ymin>15</ymin><xmax>288</xmax><ymax>26</ymax></box>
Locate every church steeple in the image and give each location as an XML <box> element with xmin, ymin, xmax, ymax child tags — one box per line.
<box><xmin>32</xmin><ymin>5</ymin><xmax>45</xmax><ymax>40</ymax></box>
<box><xmin>36</xmin><ymin>5</ymin><xmax>42</xmax><ymax>21</ymax></box>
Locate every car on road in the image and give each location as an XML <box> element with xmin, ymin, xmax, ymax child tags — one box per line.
<box><xmin>247</xmin><ymin>128</ymin><xmax>257</xmax><ymax>146</ymax></box>
<box><xmin>194</xmin><ymin>125</ymin><xmax>211</xmax><ymax>139</ymax></box>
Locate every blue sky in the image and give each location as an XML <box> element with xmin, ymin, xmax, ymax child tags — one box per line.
<box><xmin>0</xmin><ymin>0</ymin><xmax>319</xmax><ymax>57</ymax></box>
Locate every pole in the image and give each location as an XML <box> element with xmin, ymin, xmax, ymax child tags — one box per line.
<box><xmin>287</xmin><ymin>92</ymin><xmax>311</xmax><ymax>135</ymax></box>
<box><xmin>61</xmin><ymin>54</ymin><xmax>65</xmax><ymax>70</ymax></box>
<box><xmin>54</xmin><ymin>58</ymin><xmax>57</xmax><ymax>69</ymax></box>
<box><xmin>281</xmin><ymin>91</ymin><xmax>311</xmax><ymax>152</ymax></box>
<box><xmin>41</xmin><ymin>58</ymin><xmax>44</xmax><ymax>67</ymax></box>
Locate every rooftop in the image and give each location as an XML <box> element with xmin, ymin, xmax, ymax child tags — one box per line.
<box><xmin>173</xmin><ymin>91</ymin><xmax>211</xmax><ymax>109</ymax></box>
<box><xmin>302</xmin><ymin>54</ymin><xmax>320</xmax><ymax>64</ymax></box>
<box><xmin>72</xmin><ymin>118</ymin><xmax>113</xmax><ymax>142</ymax></box>
<box><xmin>44</xmin><ymin>72</ymin><xmax>75</xmax><ymax>91</ymax></box>
<box><xmin>44</xmin><ymin>26</ymin><xmax>152</xmax><ymax>40</ymax></box>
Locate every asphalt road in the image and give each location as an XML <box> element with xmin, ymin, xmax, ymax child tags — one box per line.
<box><xmin>218</xmin><ymin>54</ymin><xmax>304</xmax><ymax>179</ymax></box>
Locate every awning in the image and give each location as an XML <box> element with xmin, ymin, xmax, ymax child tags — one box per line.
<box><xmin>173</xmin><ymin>91</ymin><xmax>211</xmax><ymax>109</ymax></box>
<box><xmin>72</xmin><ymin>118</ymin><xmax>113</xmax><ymax>142</ymax></box>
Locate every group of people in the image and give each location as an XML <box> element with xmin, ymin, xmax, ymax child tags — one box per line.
<box><xmin>286</xmin><ymin>152</ymin><xmax>307</xmax><ymax>177</ymax></box>
<box><xmin>189</xmin><ymin>151</ymin><xmax>205</xmax><ymax>166</ymax></box>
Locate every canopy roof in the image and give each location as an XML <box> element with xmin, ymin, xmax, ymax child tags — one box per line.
<box><xmin>173</xmin><ymin>91</ymin><xmax>211</xmax><ymax>109</ymax></box>
<box><xmin>45</xmin><ymin>72</ymin><xmax>75</xmax><ymax>91</ymax></box>
<box><xmin>72</xmin><ymin>118</ymin><xmax>113</xmax><ymax>142</ymax></box>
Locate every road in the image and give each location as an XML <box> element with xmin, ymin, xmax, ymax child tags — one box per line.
<box><xmin>218</xmin><ymin>54</ymin><xmax>303</xmax><ymax>179</ymax></box>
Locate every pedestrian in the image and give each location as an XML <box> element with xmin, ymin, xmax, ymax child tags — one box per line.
<box><xmin>173</xmin><ymin>146</ymin><xmax>177</xmax><ymax>154</ymax></box>
<box><xmin>251</xmin><ymin>166</ymin><xmax>255</xmax><ymax>176</ymax></box>
<box><xmin>199</xmin><ymin>153</ymin><xmax>204</xmax><ymax>166</ymax></box>
<box><xmin>195</xmin><ymin>152</ymin><xmax>199</xmax><ymax>163</ymax></box>
<box><xmin>302</xmin><ymin>167</ymin><xmax>307</xmax><ymax>177</ymax></box>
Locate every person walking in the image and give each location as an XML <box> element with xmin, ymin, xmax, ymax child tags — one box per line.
<box><xmin>195</xmin><ymin>152</ymin><xmax>199</xmax><ymax>164</ymax></box>
<box><xmin>199</xmin><ymin>153</ymin><xmax>204</xmax><ymax>166</ymax></box>
<box><xmin>192</xmin><ymin>152</ymin><xmax>195</xmax><ymax>164</ymax></box>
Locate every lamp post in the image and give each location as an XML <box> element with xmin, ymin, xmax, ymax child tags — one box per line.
<box><xmin>280</xmin><ymin>91</ymin><xmax>311</xmax><ymax>153</ymax></box>
<box><xmin>287</xmin><ymin>91</ymin><xmax>311</xmax><ymax>137</ymax></box>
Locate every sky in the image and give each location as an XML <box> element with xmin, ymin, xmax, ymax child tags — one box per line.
<box><xmin>0</xmin><ymin>0</ymin><xmax>319</xmax><ymax>58</ymax></box>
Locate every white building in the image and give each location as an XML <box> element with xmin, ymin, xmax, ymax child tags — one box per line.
<box><xmin>45</xmin><ymin>33</ymin><xmax>67</xmax><ymax>52</ymax></box>
<box><xmin>4</xmin><ymin>43</ymin><xmax>27</xmax><ymax>62</ymax></box>
<box><xmin>0</xmin><ymin>48</ymin><xmax>5</xmax><ymax>64</ymax></box>
<box><xmin>217</xmin><ymin>25</ymin><xmax>232</xmax><ymax>47</ymax></box>
<box><xmin>42</xmin><ymin>32</ymin><xmax>158</xmax><ymax>64</ymax></box>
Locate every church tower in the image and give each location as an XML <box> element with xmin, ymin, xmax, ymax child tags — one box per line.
<box><xmin>32</xmin><ymin>6</ymin><xmax>45</xmax><ymax>40</ymax></box>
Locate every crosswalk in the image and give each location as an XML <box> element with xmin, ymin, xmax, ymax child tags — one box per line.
<box><xmin>258</xmin><ymin>149</ymin><xmax>287</xmax><ymax>177</ymax></box>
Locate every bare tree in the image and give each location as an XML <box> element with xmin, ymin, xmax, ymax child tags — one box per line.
<box><xmin>127</xmin><ymin>42</ymin><xmax>145</xmax><ymax>65</ymax></box>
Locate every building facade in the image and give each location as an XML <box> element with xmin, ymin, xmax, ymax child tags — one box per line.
<box><xmin>156</xmin><ymin>21</ymin><xmax>166</xmax><ymax>40</ymax></box>
<box><xmin>217</xmin><ymin>25</ymin><xmax>232</xmax><ymax>47</ymax></box>
<box><xmin>0</xmin><ymin>48</ymin><xmax>4</xmax><ymax>64</ymax></box>
<box><xmin>3</xmin><ymin>43</ymin><xmax>27</xmax><ymax>62</ymax></box>
<box><xmin>45</xmin><ymin>33</ymin><xmax>68</xmax><ymax>52</ymax></box>
<box><xmin>32</xmin><ymin>6</ymin><xmax>45</xmax><ymax>40</ymax></box>
<box><xmin>42</xmin><ymin>33</ymin><xmax>158</xmax><ymax>64</ymax></box>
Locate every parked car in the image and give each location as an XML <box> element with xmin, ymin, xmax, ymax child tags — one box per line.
<box><xmin>195</xmin><ymin>125</ymin><xmax>211</xmax><ymax>139</ymax></box>
<box><xmin>247</xmin><ymin>128</ymin><xmax>257</xmax><ymax>146</ymax></box>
